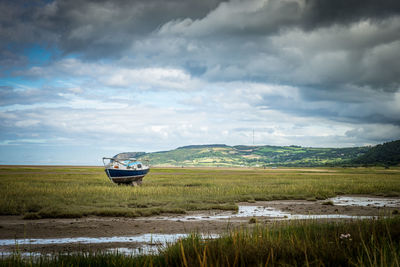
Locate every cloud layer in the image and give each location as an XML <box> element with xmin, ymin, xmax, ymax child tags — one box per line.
<box><xmin>1</xmin><ymin>0</ymin><xmax>400</xmax><ymax>164</ymax></box>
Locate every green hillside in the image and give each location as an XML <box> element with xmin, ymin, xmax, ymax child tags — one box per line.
<box><xmin>136</xmin><ymin>144</ymin><xmax>372</xmax><ymax>167</ymax></box>
<box><xmin>352</xmin><ymin>140</ymin><xmax>400</xmax><ymax>166</ymax></box>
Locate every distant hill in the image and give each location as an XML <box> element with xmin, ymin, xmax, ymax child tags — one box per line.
<box><xmin>352</xmin><ymin>140</ymin><xmax>400</xmax><ymax>166</ymax></box>
<box><xmin>135</xmin><ymin>144</ymin><xmax>374</xmax><ymax>167</ymax></box>
<box><xmin>112</xmin><ymin>152</ymin><xmax>146</xmax><ymax>159</ymax></box>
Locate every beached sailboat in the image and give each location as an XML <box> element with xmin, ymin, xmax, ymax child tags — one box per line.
<box><xmin>102</xmin><ymin>153</ymin><xmax>150</xmax><ymax>185</ymax></box>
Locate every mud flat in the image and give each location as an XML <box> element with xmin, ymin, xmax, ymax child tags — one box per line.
<box><xmin>0</xmin><ymin>195</ymin><xmax>399</xmax><ymax>256</ymax></box>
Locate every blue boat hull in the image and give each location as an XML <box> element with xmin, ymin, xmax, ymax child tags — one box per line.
<box><xmin>105</xmin><ymin>168</ymin><xmax>150</xmax><ymax>184</ymax></box>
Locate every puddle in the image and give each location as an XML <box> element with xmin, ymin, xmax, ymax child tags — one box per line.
<box><xmin>145</xmin><ymin>196</ymin><xmax>399</xmax><ymax>222</ymax></box>
<box><xmin>0</xmin><ymin>247</ymin><xmax>156</xmax><ymax>258</ymax></box>
<box><xmin>147</xmin><ymin>205</ymin><xmax>375</xmax><ymax>222</ymax></box>
<box><xmin>144</xmin><ymin>206</ymin><xmax>286</xmax><ymax>221</ymax></box>
<box><xmin>0</xmin><ymin>246</ymin><xmax>164</xmax><ymax>258</ymax></box>
<box><xmin>107</xmin><ymin>245</ymin><xmax>160</xmax><ymax>255</ymax></box>
<box><xmin>329</xmin><ymin>196</ymin><xmax>400</xmax><ymax>207</ymax></box>
<box><xmin>0</xmin><ymin>233</ymin><xmax>219</xmax><ymax>257</ymax></box>
<box><xmin>184</xmin><ymin>206</ymin><xmax>288</xmax><ymax>221</ymax></box>
<box><xmin>0</xmin><ymin>233</ymin><xmax>191</xmax><ymax>247</ymax></box>
<box><xmin>288</xmin><ymin>214</ymin><xmax>374</xmax><ymax>220</ymax></box>
<box><xmin>0</xmin><ymin>251</ymin><xmax>44</xmax><ymax>258</ymax></box>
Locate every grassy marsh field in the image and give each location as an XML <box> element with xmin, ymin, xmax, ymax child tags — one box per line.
<box><xmin>1</xmin><ymin>166</ymin><xmax>400</xmax><ymax>266</ymax></box>
<box><xmin>0</xmin><ymin>166</ymin><xmax>399</xmax><ymax>219</ymax></box>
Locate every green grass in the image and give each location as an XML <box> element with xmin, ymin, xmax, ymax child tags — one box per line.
<box><xmin>2</xmin><ymin>217</ymin><xmax>400</xmax><ymax>266</ymax></box>
<box><xmin>0</xmin><ymin>166</ymin><xmax>400</xmax><ymax>219</ymax></box>
<box><xmin>163</xmin><ymin>217</ymin><xmax>400</xmax><ymax>266</ymax></box>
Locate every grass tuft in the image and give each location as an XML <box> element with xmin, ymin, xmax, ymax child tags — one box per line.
<box><xmin>248</xmin><ymin>217</ymin><xmax>257</xmax><ymax>224</ymax></box>
<box><xmin>322</xmin><ymin>200</ymin><xmax>334</xmax><ymax>205</ymax></box>
<box><xmin>23</xmin><ymin>212</ymin><xmax>41</xmax><ymax>220</ymax></box>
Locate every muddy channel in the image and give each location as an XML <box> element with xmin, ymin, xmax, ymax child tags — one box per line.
<box><xmin>0</xmin><ymin>196</ymin><xmax>399</xmax><ymax>256</ymax></box>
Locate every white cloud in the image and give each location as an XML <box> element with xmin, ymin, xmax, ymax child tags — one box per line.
<box><xmin>22</xmin><ymin>58</ymin><xmax>201</xmax><ymax>91</ymax></box>
<box><xmin>102</xmin><ymin>67</ymin><xmax>195</xmax><ymax>90</ymax></box>
<box><xmin>14</xmin><ymin>119</ymin><xmax>41</xmax><ymax>127</ymax></box>
<box><xmin>1</xmin><ymin>76</ymin><xmax>371</xmax><ymax>153</ymax></box>
<box><xmin>6</xmin><ymin>55</ymin><xmax>400</xmax><ymax>154</ymax></box>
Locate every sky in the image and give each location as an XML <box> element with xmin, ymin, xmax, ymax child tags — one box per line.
<box><xmin>1</xmin><ymin>0</ymin><xmax>400</xmax><ymax>165</ymax></box>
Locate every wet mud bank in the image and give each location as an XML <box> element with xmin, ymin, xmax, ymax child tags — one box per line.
<box><xmin>1</xmin><ymin>195</ymin><xmax>399</xmax><ymax>256</ymax></box>
<box><xmin>0</xmin><ymin>234</ymin><xmax>215</xmax><ymax>256</ymax></box>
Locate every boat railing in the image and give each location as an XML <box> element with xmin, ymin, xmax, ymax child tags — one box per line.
<box><xmin>102</xmin><ymin>157</ymin><xmax>150</xmax><ymax>168</ymax></box>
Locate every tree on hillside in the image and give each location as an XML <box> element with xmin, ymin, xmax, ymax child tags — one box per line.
<box><xmin>353</xmin><ymin>140</ymin><xmax>400</xmax><ymax>166</ymax></box>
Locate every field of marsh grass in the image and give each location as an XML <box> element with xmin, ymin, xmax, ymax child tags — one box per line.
<box><xmin>0</xmin><ymin>166</ymin><xmax>399</xmax><ymax>219</ymax></box>
<box><xmin>2</xmin><ymin>217</ymin><xmax>400</xmax><ymax>266</ymax></box>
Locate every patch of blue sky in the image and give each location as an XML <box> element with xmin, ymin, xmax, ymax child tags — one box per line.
<box><xmin>63</xmin><ymin>52</ymin><xmax>83</xmax><ymax>59</ymax></box>
<box><xmin>1</xmin><ymin>76</ymin><xmax>47</xmax><ymax>90</ymax></box>
<box><xmin>0</xmin><ymin>144</ymin><xmax>87</xmax><ymax>165</ymax></box>
<box><xmin>0</xmin><ymin>143</ymin><xmax>114</xmax><ymax>165</ymax></box>
<box><xmin>0</xmin><ymin>102</ymin><xmax>65</xmax><ymax>112</ymax></box>
<box><xmin>53</xmin><ymin>77</ymin><xmax>86</xmax><ymax>89</ymax></box>
<box><xmin>0</xmin><ymin>139</ymin><xmax>48</xmax><ymax>145</ymax></box>
<box><xmin>24</xmin><ymin>44</ymin><xmax>53</xmax><ymax>65</ymax></box>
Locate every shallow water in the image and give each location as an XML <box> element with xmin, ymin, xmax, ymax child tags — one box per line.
<box><xmin>147</xmin><ymin>196</ymin><xmax>399</xmax><ymax>222</ymax></box>
<box><xmin>0</xmin><ymin>251</ymin><xmax>44</xmax><ymax>258</ymax></box>
<box><xmin>329</xmin><ymin>196</ymin><xmax>400</xmax><ymax>207</ymax></box>
<box><xmin>0</xmin><ymin>233</ymin><xmax>219</xmax><ymax>257</ymax></box>
<box><xmin>0</xmin><ymin>205</ymin><xmax>375</xmax><ymax>252</ymax></box>
<box><xmin>107</xmin><ymin>245</ymin><xmax>161</xmax><ymax>255</ymax></box>
<box><xmin>0</xmin><ymin>248</ymin><xmax>154</xmax><ymax>258</ymax></box>
<box><xmin>147</xmin><ymin>205</ymin><xmax>375</xmax><ymax>222</ymax></box>
<box><xmin>0</xmin><ymin>233</ymin><xmax>190</xmax><ymax>247</ymax></box>
<box><xmin>1</xmin><ymin>196</ymin><xmax>397</xmax><ymax>257</ymax></box>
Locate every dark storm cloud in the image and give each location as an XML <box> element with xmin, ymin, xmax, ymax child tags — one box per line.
<box><xmin>1</xmin><ymin>0</ymin><xmax>223</xmax><ymax>60</ymax></box>
<box><xmin>1</xmin><ymin>0</ymin><xmax>399</xmax><ymax>80</ymax></box>
<box><xmin>303</xmin><ymin>0</ymin><xmax>400</xmax><ymax>29</ymax></box>
<box><xmin>259</xmin><ymin>92</ymin><xmax>400</xmax><ymax>126</ymax></box>
<box><xmin>153</xmin><ymin>0</ymin><xmax>400</xmax><ymax>130</ymax></box>
<box><xmin>158</xmin><ymin>0</ymin><xmax>400</xmax><ymax>37</ymax></box>
<box><xmin>146</xmin><ymin>0</ymin><xmax>400</xmax><ymax>92</ymax></box>
<box><xmin>3</xmin><ymin>0</ymin><xmax>400</xmax><ymax>59</ymax></box>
